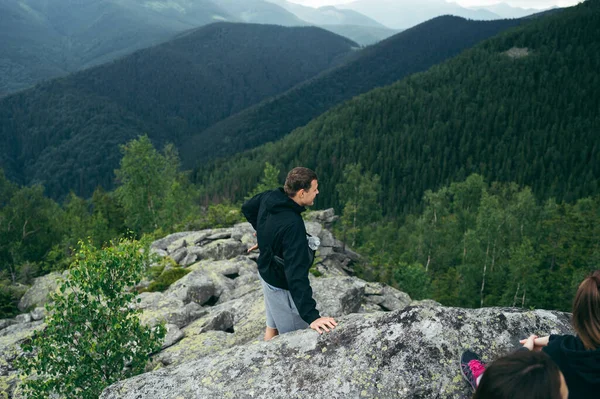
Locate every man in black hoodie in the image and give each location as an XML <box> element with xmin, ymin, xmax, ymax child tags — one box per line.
<box><xmin>242</xmin><ymin>167</ymin><xmax>337</xmax><ymax>341</ymax></box>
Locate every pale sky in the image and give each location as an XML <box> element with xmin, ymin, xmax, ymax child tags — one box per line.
<box><xmin>288</xmin><ymin>0</ymin><xmax>582</xmax><ymax>10</ymax></box>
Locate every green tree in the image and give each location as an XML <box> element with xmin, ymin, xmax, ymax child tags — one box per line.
<box><xmin>246</xmin><ymin>162</ymin><xmax>281</xmax><ymax>199</ymax></box>
<box><xmin>62</xmin><ymin>192</ymin><xmax>93</xmax><ymax>247</ymax></box>
<box><xmin>504</xmin><ymin>238</ymin><xmax>540</xmax><ymax>307</ymax></box>
<box><xmin>393</xmin><ymin>262</ymin><xmax>431</xmax><ymax>300</ymax></box>
<box><xmin>0</xmin><ymin>169</ymin><xmax>16</xmax><ymax>206</ymax></box>
<box><xmin>336</xmin><ymin>164</ymin><xmax>382</xmax><ymax>248</ymax></box>
<box><xmin>115</xmin><ymin>135</ymin><xmax>195</xmax><ymax>235</ymax></box>
<box><xmin>17</xmin><ymin>240</ymin><xmax>166</xmax><ymax>399</ymax></box>
<box><xmin>86</xmin><ymin>187</ymin><xmax>128</xmax><ymax>245</ymax></box>
<box><xmin>473</xmin><ymin>191</ymin><xmax>506</xmax><ymax>307</ymax></box>
<box><xmin>0</xmin><ymin>185</ymin><xmax>63</xmax><ymax>283</ymax></box>
<box><xmin>417</xmin><ymin>186</ymin><xmax>454</xmax><ymax>273</ymax></box>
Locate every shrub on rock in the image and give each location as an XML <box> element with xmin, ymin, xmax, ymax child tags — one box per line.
<box><xmin>16</xmin><ymin>240</ymin><xmax>166</xmax><ymax>399</ymax></box>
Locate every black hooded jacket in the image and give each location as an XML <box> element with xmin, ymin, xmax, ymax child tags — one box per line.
<box><xmin>241</xmin><ymin>188</ymin><xmax>320</xmax><ymax>324</ymax></box>
<box><xmin>543</xmin><ymin>334</ymin><xmax>600</xmax><ymax>399</ymax></box>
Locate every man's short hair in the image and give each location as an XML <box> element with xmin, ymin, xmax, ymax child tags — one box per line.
<box><xmin>284</xmin><ymin>167</ymin><xmax>317</xmax><ymax>197</ymax></box>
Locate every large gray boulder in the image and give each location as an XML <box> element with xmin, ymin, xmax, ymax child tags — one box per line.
<box><xmin>136</xmin><ymin>292</ymin><xmax>206</xmax><ymax>329</ymax></box>
<box><xmin>151</xmin><ymin>231</ymin><xmax>195</xmax><ymax>252</ymax></box>
<box><xmin>154</xmin><ymin>288</ymin><xmax>266</xmax><ymax>367</ymax></box>
<box><xmin>163</xmin><ymin>228</ymin><xmax>252</xmax><ymax>266</ymax></box>
<box><xmin>363</xmin><ymin>282</ymin><xmax>412</xmax><ymax>311</ymax></box>
<box><xmin>165</xmin><ymin>271</ymin><xmax>216</xmax><ymax>305</ymax></box>
<box><xmin>305</xmin><ymin>209</ymin><xmax>338</xmax><ymax>229</ymax></box>
<box><xmin>101</xmin><ymin>306</ymin><xmax>573</xmax><ymax>399</ymax></box>
<box><xmin>187</xmin><ymin>257</ymin><xmax>258</xmax><ymax>298</ymax></box>
<box><xmin>17</xmin><ymin>272</ymin><xmax>64</xmax><ymax>312</ymax></box>
<box><xmin>151</xmin><ymin>274</ymin><xmax>382</xmax><ymax>370</ymax></box>
<box><xmin>311</xmin><ymin>277</ymin><xmax>366</xmax><ymax>316</ymax></box>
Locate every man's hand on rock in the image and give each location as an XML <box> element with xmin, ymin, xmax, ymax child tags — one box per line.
<box><xmin>310</xmin><ymin>317</ymin><xmax>337</xmax><ymax>334</ymax></box>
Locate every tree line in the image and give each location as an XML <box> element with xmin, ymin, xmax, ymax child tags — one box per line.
<box><xmin>335</xmin><ymin>167</ymin><xmax>600</xmax><ymax>312</ymax></box>
<box><xmin>2</xmin><ymin>138</ymin><xmax>598</xmax><ymax>319</ymax></box>
<box><xmin>0</xmin><ymin>136</ymin><xmax>242</xmax><ymax>318</ymax></box>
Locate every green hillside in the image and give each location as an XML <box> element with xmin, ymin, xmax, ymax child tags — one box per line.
<box><xmin>0</xmin><ymin>23</ymin><xmax>357</xmax><ymax>199</ymax></box>
<box><xmin>183</xmin><ymin>16</ymin><xmax>523</xmax><ymax>169</ymax></box>
<box><xmin>195</xmin><ymin>1</ymin><xmax>600</xmax><ymax>217</ymax></box>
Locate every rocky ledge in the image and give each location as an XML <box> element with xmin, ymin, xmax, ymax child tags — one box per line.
<box><xmin>0</xmin><ymin>210</ymin><xmax>574</xmax><ymax>398</ymax></box>
<box><xmin>101</xmin><ymin>306</ymin><xmax>572</xmax><ymax>399</ymax></box>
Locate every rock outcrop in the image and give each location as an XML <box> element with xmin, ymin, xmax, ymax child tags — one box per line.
<box><xmin>131</xmin><ymin>211</ymin><xmax>402</xmax><ymax>369</ymax></box>
<box><xmin>100</xmin><ymin>306</ymin><xmax>572</xmax><ymax>399</ymax></box>
<box><xmin>0</xmin><ymin>210</ymin><xmax>576</xmax><ymax>398</ymax></box>
<box><xmin>0</xmin><ymin>210</ymin><xmax>396</xmax><ymax>397</ymax></box>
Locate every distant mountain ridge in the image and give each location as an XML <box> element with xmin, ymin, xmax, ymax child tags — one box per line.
<box><xmin>0</xmin><ymin>0</ymin><xmax>234</xmax><ymax>95</ymax></box>
<box><xmin>0</xmin><ymin>0</ymin><xmax>547</xmax><ymax>96</ymax></box>
<box><xmin>319</xmin><ymin>24</ymin><xmax>401</xmax><ymax>45</ymax></box>
<box><xmin>341</xmin><ymin>0</ymin><xmax>499</xmax><ymax>28</ymax></box>
<box><xmin>0</xmin><ymin>0</ymin><xmax>399</xmax><ymax>96</ymax></box>
<box><xmin>215</xmin><ymin>0</ymin><xmax>306</xmax><ymax>25</ymax></box>
<box><xmin>266</xmin><ymin>0</ymin><xmax>388</xmax><ymax>27</ymax></box>
<box><xmin>472</xmin><ymin>2</ymin><xmax>555</xmax><ymax>19</ymax></box>
<box><xmin>265</xmin><ymin>0</ymin><xmax>400</xmax><ymax>44</ymax></box>
<box><xmin>0</xmin><ymin>23</ymin><xmax>357</xmax><ymax>198</ymax></box>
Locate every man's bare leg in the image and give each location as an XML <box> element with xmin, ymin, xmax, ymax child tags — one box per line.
<box><xmin>264</xmin><ymin>327</ymin><xmax>279</xmax><ymax>341</ymax></box>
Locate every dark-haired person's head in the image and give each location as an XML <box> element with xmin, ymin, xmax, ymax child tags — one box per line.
<box><xmin>572</xmin><ymin>270</ymin><xmax>600</xmax><ymax>350</ymax></box>
<box><xmin>473</xmin><ymin>350</ymin><xmax>568</xmax><ymax>399</ymax></box>
<box><xmin>284</xmin><ymin>167</ymin><xmax>318</xmax><ymax>207</ymax></box>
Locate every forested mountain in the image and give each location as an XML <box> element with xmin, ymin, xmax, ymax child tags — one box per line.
<box><xmin>0</xmin><ymin>0</ymin><xmax>234</xmax><ymax>95</ymax></box>
<box><xmin>194</xmin><ymin>1</ymin><xmax>599</xmax><ymax>218</ymax></box>
<box><xmin>181</xmin><ymin>16</ymin><xmax>523</xmax><ymax>169</ymax></box>
<box><xmin>0</xmin><ymin>23</ymin><xmax>357</xmax><ymax>199</ymax></box>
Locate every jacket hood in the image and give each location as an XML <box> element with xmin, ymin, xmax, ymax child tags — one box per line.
<box><xmin>264</xmin><ymin>188</ymin><xmax>305</xmax><ymax>215</ymax></box>
<box><xmin>561</xmin><ymin>335</ymin><xmax>600</xmax><ymax>384</ymax></box>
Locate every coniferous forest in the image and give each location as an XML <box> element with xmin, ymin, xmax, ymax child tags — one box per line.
<box><xmin>180</xmin><ymin>16</ymin><xmax>524</xmax><ymax>167</ymax></box>
<box><xmin>194</xmin><ymin>1</ymin><xmax>599</xmax><ymax>215</ymax></box>
<box><xmin>1</xmin><ymin>1</ymin><xmax>599</xmax><ymax>319</ymax></box>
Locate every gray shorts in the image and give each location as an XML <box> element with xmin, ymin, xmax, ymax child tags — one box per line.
<box><xmin>259</xmin><ymin>275</ymin><xmax>309</xmax><ymax>334</ymax></box>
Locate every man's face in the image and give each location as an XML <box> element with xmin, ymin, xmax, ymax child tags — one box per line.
<box><xmin>299</xmin><ymin>179</ymin><xmax>319</xmax><ymax>206</ymax></box>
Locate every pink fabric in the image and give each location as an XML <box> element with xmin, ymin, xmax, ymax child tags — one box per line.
<box><xmin>469</xmin><ymin>360</ymin><xmax>486</xmax><ymax>382</ymax></box>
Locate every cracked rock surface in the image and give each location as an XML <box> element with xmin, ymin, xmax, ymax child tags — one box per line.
<box><xmin>0</xmin><ymin>210</ymin><xmax>575</xmax><ymax>398</ymax></box>
<box><xmin>100</xmin><ymin>306</ymin><xmax>572</xmax><ymax>399</ymax></box>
